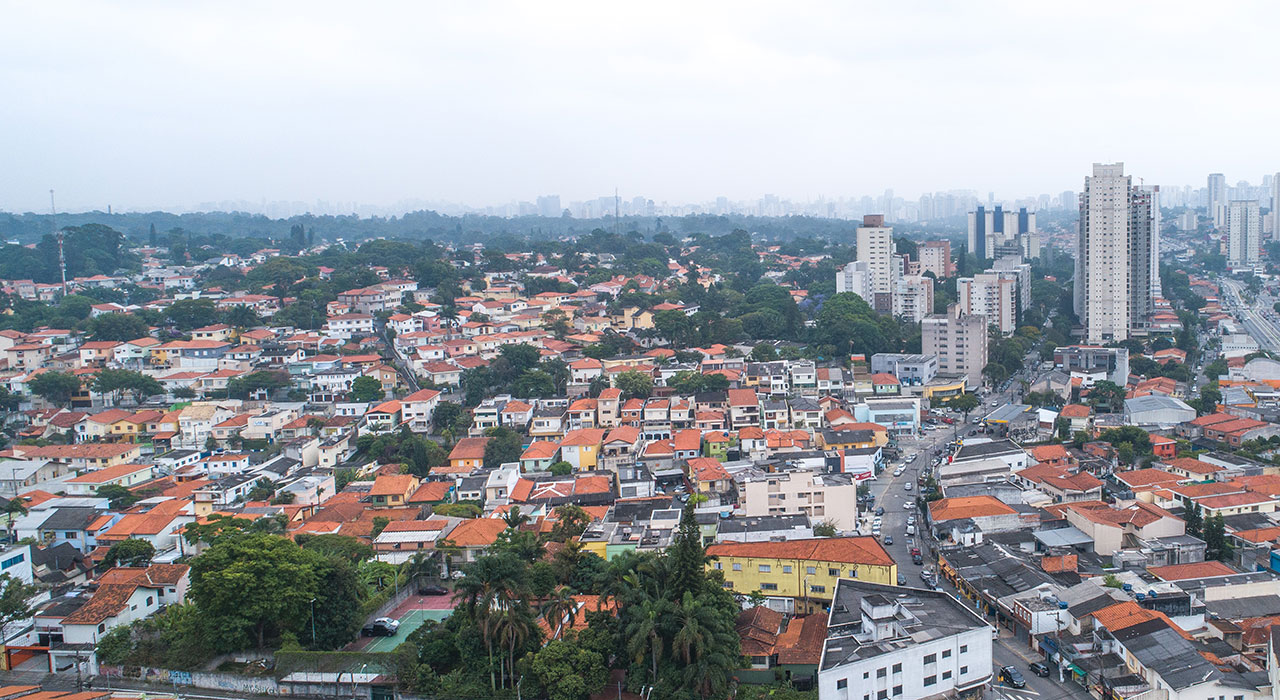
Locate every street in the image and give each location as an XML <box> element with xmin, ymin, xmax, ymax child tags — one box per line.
<box><xmin>1223</xmin><ymin>278</ymin><xmax>1280</xmax><ymax>352</ymax></box>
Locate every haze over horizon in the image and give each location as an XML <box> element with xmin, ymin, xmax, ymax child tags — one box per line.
<box><xmin>3</xmin><ymin>1</ymin><xmax>1278</xmax><ymax>215</ymax></box>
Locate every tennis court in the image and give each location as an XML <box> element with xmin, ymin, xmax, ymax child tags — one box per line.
<box><xmin>362</xmin><ymin>607</ymin><xmax>452</xmax><ymax>652</ymax></box>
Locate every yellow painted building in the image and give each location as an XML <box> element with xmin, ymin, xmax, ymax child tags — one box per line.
<box><xmin>922</xmin><ymin>377</ymin><xmax>968</xmax><ymax>402</ymax></box>
<box><xmin>707</xmin><ymin>537</ymin><xmax>897</xmax><ymax>611</ymax></box>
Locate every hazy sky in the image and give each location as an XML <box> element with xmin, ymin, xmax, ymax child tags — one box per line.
<box><xmin>2</xmin><ymin>1</ymin><xmax>1278</xmax><ymax>213</ymax></box>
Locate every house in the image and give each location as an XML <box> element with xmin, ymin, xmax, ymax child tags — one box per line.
<box><xmin>519</xmin><ymin>441</ymin><xmax>560</xmax><ymax>472</ymax></box>
<box><xmin>706</xmin><ymin>537</ymin><xmax>896</xmax><ymax>613</ymax></box>
<box><xmin>927</xmin><ymin>496</ymin><xmax>1022</xmax><ymax>543</ymax></box>
<box><xmin>1059</xmin><ymin>404</ymin><xmax>1092</xmax><ymax>435</ymax></box>
<box><xmin>448</xmin><ymin>437</ymin><xmax>490</xmax><ymax>471</ymax></box>
<box><xmin>63</xmin><ymin>463</ymin><xmax>156</xmax><ymax>496</ymax></box>
<box><xmin>369</xmin><ymin>474</ymin><xmax>420</xmax><ymax>508</ymax></box>
<box><xmin>1014</xmin><ymin>463</ymin><xmax>1103</xmax><ymax>503</ymax></box>
<box><xmin>441</xmin><ymin>517</ymin><xmax>508</xmax><ymax>563</ymax></box>
<box><xmin>1048</xmin><ymin>500</ymin><xmax>1184</xmax><ymax>556</ymax></box>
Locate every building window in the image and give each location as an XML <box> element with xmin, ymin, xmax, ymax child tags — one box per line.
<box><xmin>759</xmin><ymin>564</ymin><xmax>771</xmax><ymax>573</ymax></box>
<box><xmin>942</xmin><ymin>650</ymin><xmax>951</xmax><ymax>659</ymax></box>
<box><xmin>877</xmin><ymin>668</ymin><xmax>886</xmax><ymax>679</ymax></box>
<box><xmin>960</xmin><ymin>666</ymin><xmax>968</xmax><ymax>675</ymax></box>
<box><xmin>863</xmin><ymin>672</ymin><xmax>870</xmax><ymax>679</ymax></box>
<box><xmin>892</xmin><ymin>663</ymin><xmax>901</xmax><ymax>674</ymax></box>
<box><xmin>761</xmin><ymin>583</ymin><xmax>777</xmax><ymax>591</ymax></box>
<box><xmin>959</xmin><ymin>645</ymin><xmax>967</xmax><ymax>654</ymax></box>
<box><xmin>722</xmin><ymin>581</ymin><xmax>734</xmax><ymax>589</ymax></box>
<box><xmin>98</xmin><ymin>624</ymin><xmax>105</xmax><ymax>633</ymax></box>
<box><xmin>810</xmin><ymin>585</ymin><xmax>825</xmax><ymax>593</ymax></box>
<box><xmin>732</xmin><ymin>563</ymin><xmax>742</xmax><ymax>571</ymax></box>
<box><xmin>837</xmin><ymin>680</ymin><xmax>847</xmax><ymax>690</ymax></box>
<box><xmin>924</xmin><ymin>653</ymin><xmax>936</xmax><ymax>664</ymax></box>
<box><xmin>943</xmin><ymin>671</ymin><xmax>952</xmax><ymax>680</ymax></box>
<box><xmin>877</xmin><ymin>692</ymin><xmax>887</xmax><ymax>700</ymax></box>
<box><xmin>828</xmin><ymin>568</ymin><xmax>839</xmax><ymax>576</ymax></box>
<box><xmin>807</xmin><ymin>566</ymin><xmax>817</xmax><ymax>575</ymax></box>
<box><xmin>925</xmin><ymin>676</ymin><xmax>937</xmax><ymax>687</ymax></box>
<box><xmin>783</xmin><ymin>565</ymin><xmax>792</xmax><ymax>573</ymax></box>
<box><xmin>892</xmin><ymin>686</ymin><xmax>902</xmax><ymax>697</ymax></box>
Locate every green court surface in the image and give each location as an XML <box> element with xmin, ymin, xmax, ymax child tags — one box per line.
<box><xmin>363</xmin><ymin>608</ymin><xmax>452</xmax><ymax>652</ymax></box>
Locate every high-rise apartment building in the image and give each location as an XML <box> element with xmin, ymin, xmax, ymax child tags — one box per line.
<box><xmin>967</xmin><ymin>206</ymin><xmax>992</xmax><ymax>260</ymax></box>
<box><xmin>835</xmin><ymin>260</ymin><xmax>873</xmax><ymax>304</ymax></box>
<box><xmin>918</xmin><ymin>240</ymin><xmax>954</xmax><ymax>278</ymax></box>
<box><xmin>892</xmin><ymin>275</ymin><xmax>934</xmax><ymax>323</ymax></box>
<box><xmin>856</xmin><ymin>215</ymin><xmax>894</xmax><ymax>295</ymax></box>
<box><xmin>958</xmin><ymin>272</ymin><xmax>1017</xmax><ymax>335</ymax></box>
<box><xmin>923</xmin><ymin>303</ymin><xmax>988</xmax><ymax>387</ymax></box>
<box><xmin>1074</xmin><ymin>162</ymin><xmax>1155</xmax><ymax>343</ymax></box>
<box><xmin>1272</xmin><ymin>173</ymin><xmax>1280</xmax><ymax>239</ymax></box>
<box><xmin>1226</xmin><ymin>200</ymin><xmax>1261</xmax><ymax>270</ymax></box>
<box><xmin>1208</xmin><ymin>173</ymin><xmax>1228</xmax><ymax>228</ymax></box>
<box><xmin>992</xmin><ymin>256</ymin><xmax>1032</xmax><ymax>312</ymax></box>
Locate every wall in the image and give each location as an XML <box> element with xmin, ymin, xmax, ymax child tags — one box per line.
<box><xmin>817</xmin><ymin>625</ymin><xmax>992</xmax><ymax>700</ymax></box>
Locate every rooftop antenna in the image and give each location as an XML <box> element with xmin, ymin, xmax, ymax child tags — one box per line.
<box><xmin>51</xmin><ymin>189</ymin><xmax>67</xmax><ymax>296</ymax></box>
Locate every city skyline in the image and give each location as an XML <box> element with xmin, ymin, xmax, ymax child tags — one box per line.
<box><xmin>3</xmin><ymin>2</ymin><xmax>1279</xmax><ymax>214</ymax></box>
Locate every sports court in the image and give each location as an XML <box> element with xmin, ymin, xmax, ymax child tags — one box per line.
<box><xmin>355</xmin><ymin>592</ymin><xmax>455</xmax><ymax>652</ymax></box>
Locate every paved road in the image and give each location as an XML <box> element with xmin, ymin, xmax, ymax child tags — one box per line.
<box><xmin>1224</xmin><ymin>279</ymin><xmax>1280</xmax><ymax>352</ymax></box>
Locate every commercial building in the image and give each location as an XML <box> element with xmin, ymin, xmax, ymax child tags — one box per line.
<box><xmin>923</xmin><ymin>304</ymin><xmax>988</xmax><ymax>387</ymax></box>
<box><xmin>957</xmin><ymin>272</ymin><xmax>1016</xmax><ymax>335</ymax></box>
<box><xmin>869</xmin><ymin>354</ymin><xmax>938</xmax><ymax>387</ymax></box>
<box><xmin>817</xmin><ymin>580</ymin><xmax>993</xmax><ymax>700</ymax></box>
<box><xmin>1074</xmin><ymin>162</ymin><xmax>1155</xmax><ymax>343</ymax></box>
<box><xmin>1226</xmin><ymin>200</ymin><xmax>1261</xmax><ymax>270</ymax></box>
<box><xmin>706</xmin><ymin>537</ymin><xmax>896</xmax><ymax>613</ymax></box>
<box><xmin>1053</xmin><ymin>345</ymin><xmax>1129</xmax><ymax>386</ymax></box>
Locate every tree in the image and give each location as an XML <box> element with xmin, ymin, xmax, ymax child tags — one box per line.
<box><xmin>29</xmin><ymin>371</ymin><xmax>80</xmax><ymax>406</ymax></box>
<box><xmin>748</xmin><ymin>343</ymin><xmax>779</xmax><ymax>361</ymax></box>
<box><xmin>371</xmin><ymin>516</ymin><xmax>391</xmax><ymax>539</ymax></box>
<box><xmin>94</xmin><ymin>369</ymin><xmax>163</xmax><ymax>404</ymax></box>
<box><xmin>433</xmin><ymin>402</ymin><xmax>466</xmax><ymax>434</ymax></box>
<box><xmin>1184</xmin><ymin>504</ymin><xmax>1203</xmax><ymax>539</ymax></box>
<box><xmin>1088</xmin><ymin>381</ymin><xmax>1126</xmax><ymax>413</ymax></box>
<box><xmin>548</xmin><ymin>504</ymin><xmax>590</xmax><ymax>542</ymax></box>
<box><xmin>813</xmin><ymin>520</ymin><xmax>838</xmax><ymax>537</ymax></box>
<box><xmin>188</xmin><ymin>533</ymin><xmax>324</xmax><ymax>650</ymax></box>
<box><xmin>527</xmin><ymin>639</ymin><xmax>608</xmax><ymax>700</ymax></box>
<box><xmin>483</xmin><ymin>427</ymin><xmax>523</xmax><ymax>469</ymax></box>
<box><xmin>166</xmin><ymin>299</ymin><xmax>219</xmax><ymax>330</ymax></box>
<box><xmin>0</xmin><ymin>573</ymin><xmax>37</xmax><ymax>630</ymax></box>
<box><xmin>226</xmin><ymin>371</ymin><xmax>290</xmax><ymax>400</ymax></box>
<box><xmin>103</xmin><ymin>538</ymin><xmax>156</xmax><ymax>568</ymax></box>
<box><xmin>88</xmin><ymin>313</ymin><xmax>150</xmax><ymax>341</ymax></box>
<box><xmin>614</xmin><ymin>371</ymin><xmax>653</xmax><ymax>400</ymax></box>
<box><xmin>1204</xmin><ymin>513</ymin><xmax>1232</xmax><ymax>561</ymax></box>
<box><xmin>351</xmin><ymin>375</ymin><xmax>385</xmax><ymax>403</ymax></box>
<box><xmin>97</xmin><ymin>484</ymin><xmax>141</xmax><ymax>510</ymax></box>
<box><xmin>548</xmin><ymin>460</ymin><xmax>573</xmax><ymax>476</ymax></box>
<box><xmin>667</xmin><ymin>499</ymin><xmax>707</xmax><ymax>600</ymax></box>
<box><xmin>948</xmin><ymin>392</ymin><xmax>980</xmax><ymax>420</ymax></box>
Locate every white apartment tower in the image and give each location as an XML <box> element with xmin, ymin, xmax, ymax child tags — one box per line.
<box><xmin>856</xmin><ymin>215</ymin><xmax>894</xmax><ymax>296</ymax></box>
<box><xmin>892</xmin><ymin>275</ymin><xmax>934</xmax><ymax>323</ymax></box>
<box><xmin>1272</xmin><ymin>173</ymin><xmax>1280</xmax><ymax>239</ymax></box>
<box><xmin>958</xmin><ymin>272</ymin><xmax>1017</xmax><ymax>335</ymax></box>
<box><xmin>1226</xmin><ymin>200</ymin><xmax>1261</xmax><ymax>270</ymax></box>
<box><xmin>835</xmin><ymin>260</ymin><xmax>873</xmax><ymax>304</ymax></box>
<box><xmin>1074</xmin><ymin>162</ymin><xmax>1154</xmax><ymax>343</ymax></box>
<box><xmin>923</xmin><ymin>303</ymin><xmax>988</xmax><ymax>387</ymax></box>
<box><xmin>1208</xmin><ymin>173</ymin><xmax>1228</xmax><ymax>228</ymax></box>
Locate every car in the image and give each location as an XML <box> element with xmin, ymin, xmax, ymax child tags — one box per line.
<box><xmin>361</xmin><ymin>617</ymin><xmax>401</xmax><ymax>637</ymax></box>
<box><xmin>999</xmin><ymin>666</ymin><xmax>1026</xmax><ymax>688</ymax></box>
<box><xmin>883</xmin><ymin>535</ymin><xmax>893</xmax><ymax>545</ymax></box>
<box><xmin>874</xmin><ymin>507</ymin><xmax>885</xmax><ymax>516</ymax></box>
<box><xmin>906</xmin><ymin>516</ymin><xmax>916</xmax><ymax>526</ymax></box>
<box><xmin>904</xmin><ymin>501</ymin><xmax>914</xmax><ymax>510</ymax></box>
<box><xmin>912</xmin><ymin>553</ymin><xmax>923</xmax><ymax>564</ymax></box>
<box><xmin>1029</xmin><ymin>662</ymin><xmax>1051</xmax><ymax>677</ymax></box>
<box><xmin>418</xmin><ymin>585</ymin><xmax>449</xmax><ymax>596</ymax></box>
<box><xmin>903</xmin><ymin>483</ymin><xmax>912</xmax><ymax>491</ymax></box>
<box><xmin>897</xmin><ymin>573</ymin><xmax>906</xmax><ymax>585</ymax></box>
<box><xmin>905</xmin><ymin>524</ymin><xmax>916</xmax><ymax>535</ymax></box>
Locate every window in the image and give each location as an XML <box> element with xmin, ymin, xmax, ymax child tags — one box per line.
<box><xmin>837</xmin><ymin>680</ymin><xmax>847</xmax><ymax>690</ymax></box>
<box><xmin>863</xmin><ymin>672</ymin><xmax>870</xmax><ymax>679</ymax></box>
<box><xmin>960</xmin><ymin>666</ymin><xmax>968</xmax><ymax>675</ymax></box>
<box><xmin>959</xmin><ymin>645</ymin><xmax>967</xmax><ymax>654</ymax></box>
<box><xmin>714</xmin><ymin>562</ymin><xmax>722</xmax><ymax>570</ymax></box>
<box><xmin>810</xmin><ymin>585</ymin><xmax>826</xmax><ymax>593</ymax></box>
<box><xmin>98</xmin><ymin>624</ymin><xmax>105</xmax><ymax>633</ymax></box>
<box><xmin>943</xmin><ymin>671</ymin><xmax>952</xmax><ymax>680</ymax></box>
<box><xmin>732</xmin><ymin>563</ymin><xmax>742</xmax><ymax>571</ymax></box>
<box><xmin>722</xmin><ymin>581</ymin><xmax>734</xmax><ymax>589</ymax></box>
<box><xmin>807</xmin><ymin>566</ymin><xmax>817</xmax><ymax>575</ymax></box>
<box><xmin>759</xmin><ymin>564</ymin><xmax>771</xmax><ymax>573</ymax></box>
<box><xmin>783</xmin><ymin>565</ymin><xmax>792</xmax><ymax>574</ymax></box>
<box><xmin>877</xmin><ymin>692</ymin><xmax>887</xmax><ymax>700</ymax></box>
<box><xmin>828</xmin><ymin>568</ymin><xmax>840</xmax><ymax>576</ymax></box>
<box><xmin>925</xmin><ymin>676</ymin><xmax>937</xmax><ymax>687</ymax></box>
<box><xmin>924</xmin><ymin>653</ymin><xmax>936</xmax><ymax>665</ymax></box>
<box><xmin>0</xmin><ymin>554</ymin><xmax>24</xmax><ymax>569</ymax></box>
<box><xmin>146</xmin><ymin>596</ymin><xmax>153</xmax><ymax>606</ymax></box>
<box><xmin>893</xmin><ymin>686</ymin><xmax>902</xmax><ymax>697</ymax></box>
<box><xmin>761</xmin><ymin>583</ymin><xmax>778</xmax><ymax>591</ymax></box>
<box><xmin>892</xmin><ymin>663</ymin><xmax>901</xmax><ymax>674</ymax></box>
<box><xmin>877</xmin><ymin>668</ymin><xmax>887</xmax><ymax>679</ymax></box>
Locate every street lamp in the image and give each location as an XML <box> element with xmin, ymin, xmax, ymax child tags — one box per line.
<box><xmin>310</xmin><ymin>598</ymin><xmax>316</xmax><ymax>647</ymax></box>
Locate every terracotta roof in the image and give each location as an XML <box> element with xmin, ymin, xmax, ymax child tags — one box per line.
<box><xmin>1028</xmin><ymin>444</ymin><xmax>1070</xmax><ymax>462</ymax></box>
<box><xmin>928</xmin><ymin>495</ymin><xmax>1016</xmax><ymax>522</ymax></box>
<box><xmin>370</xmin><ymin>474</ymin><xmax>418</xmax><ymax>497</ymax></box>
<box><xmin>687</xmin><ymin>457</ymin><xmax>731</xmax><ymax>482</ymax></box>
<box><xmin>775</xmin><ymin>613</ymin><xmax>827</xmax><ymax>666</ymax></box>
<box><xmin>1233</xmin><ymin>526</ymin><xmax>1280</xmax><ymax>544</ymax></box>
<box><xmin>1147</xmin><ymin>560</ymin><xmax>1237</xmax><ymax>581</ymax></box>
<box><xmin>445</xmin><ymin>518</ymin><xmax>508</xmax><ymax>547</ymax></box>
<box><xmin>1198</xmin><ymin>492</ymin><xmax>1276</xmax><ymax>509</ymax></box>
<box><xmin>560</xmin><ymin>428</ymin><xmax>606</xmax><ymax>447</ymax></box>
<box><xmin>705</xmin><ymin>536</ymin><xmax>894</xmax><ymax>567</ymax></box>
<box><xmin>1115</xmin><ymin>468</ymin><xmax>1183</xmax><ymax>488</ymax></box>
<box><xmin>449</xmin><ymin>437</ymin><xmax>490</xmax><ymax>461</ymax></box>
<box><xmin>1088</xmin><ymin>601</ymin><xmax>1191</xmax><ymax>639</ymax></box>
<box><xmin>727</xmin><ymin>388</ymin><xmax>759</xmax><ymax>407</ymax></box>
<box><xmin>65</xmin><ymin>462</ymin><xmax>152</xmax><ymax>484</ymax></box>
<box><xmin>521</xmin><ymin>441</ymin><xmax>561</xmax><ymax>460</ymax></box>
<box><xmin>402</xmin><ymin>388</ymin><xmax>442</xmax><ymax>403</ymax></box>
<box><xmin>1060</xmin><ymin>404</ymin><xmax>1091</xmax><ymax>418</ymax></box>
<box><xmin>408</xmin><ymin>481</ymin><xmax>451</xmax><ymax>503</ymax></box>
<box><xmin>1163</xmin><ymin>457</ymin><xmax>1224</xmax><ymax>474</ymax></box>
<box><xmin>603</xmin><ymin>426</ymin><xmax>641</xmax><ymax>444</ymax></box>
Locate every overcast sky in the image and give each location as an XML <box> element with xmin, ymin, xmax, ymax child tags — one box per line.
<box><xmin>2</xmin><ymin>1</ymin><xmax>1277</xmax><ymax>214</ymax></box>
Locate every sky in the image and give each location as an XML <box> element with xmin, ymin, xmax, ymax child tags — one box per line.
<box><xmin>2</xmin><ymin>1</ymin><xmax>1278</xmax><ymax>214</ymax></box>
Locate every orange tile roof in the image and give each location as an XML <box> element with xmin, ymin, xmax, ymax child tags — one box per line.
<box><xmin>1163</xmin><ymin>457</ymin><xmax>1224</xmax><ymax>474</ymax></box>
<box><xmin>1089</xmin><ymin>601</ymin><xmax>1191</xmax><ymax>639</ymax></box>
<box><xmin>370</xmin><ymin>474</ymin><xmax>418</xmax><ymax>497</ymax></box>
<box><xmin>1060</xmin><ymin>404</ymin><xmax>1091</xmax><ymax>418</ymax></box>
<box><xmin>687</xmin><ymin>457</ymin><xmax>731</xmax><ymax>482</ymax></box>
<box><xmin>706</xmin><ymin>537</ymin><xmax>894</xmax><ymax>567</ymax></box>
<box><xmin>449</xmin><ymin>437</ymin><xmax>490</xmax><ymax>461</ymax></box>
<box><xmin>445</xmin><ymin>518</ymin><xmax>508</xmax><ymax>547</ymax></box>
<box><xmin>65</xmin><ymin>462</ymin><xmax>153</xmax><ymax>484</ymax></box>
<box><xmin>1147</xmin><ymin>560</ymin><xmax>1237</xmax><ymax>581</ymax></box>
<box><xmin>521</xmin><ymin>441</ymin><xmax>561</xmax><ymax>460</ymax></box>
<box><xmin>560</xmin><ymin>428</ymin><xmax>606</xmax><ymax>447</ymax></box>
<box><xmin>1233</xmin><ymin>526</ymin><xmax>1280</xmax><ymax>544</ymax></box>
<box><xmin>928</xmin><ymin>495</ymin><xmax>1016</xmax><ymax>522</ymax></box>
<box><xmin>408</xmin><ymin>481</ymin><xmax>451</xmax><ymax>503</ymax></box>
<box><xmin>1115</xmin><ymin>468</ymin><xmax>1183</xmax><ymax>488</ymax></box>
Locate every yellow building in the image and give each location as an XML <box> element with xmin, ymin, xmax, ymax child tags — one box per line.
<box><xmin>921</xmin><ymin>377</ymin><xmax>968</xmax><ymax>403</ymax></box>
<box><xmin>707</xmin><ymin>537</ymin><xmax>897</xmax><ymax>612</ymax></box>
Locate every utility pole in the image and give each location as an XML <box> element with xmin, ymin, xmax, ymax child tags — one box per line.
<box><xmin>51</xmin><ymin>190</ymin><xmax>67</xmax><ymax>296</ymax></box>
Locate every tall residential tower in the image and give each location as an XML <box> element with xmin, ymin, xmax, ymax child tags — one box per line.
<box><xmin>1074</xmin><ymin>162</ymin><xmax>1155</xmax><ymax>343</ymax></box>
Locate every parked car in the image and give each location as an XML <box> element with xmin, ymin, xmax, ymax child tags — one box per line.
<box><xmin>883</xmin><ymin>535</ymin><xmax>893</xmax><ymax>545</ymax></box>
<box><xmin>1000</xmin><ymin>666</ymin><xmax>1026</xmax><ymax>688</ymax></box>
<box><xmin>874</xmin><ymin>506</ymin><xmax>885</xmax><ymax>516</ymax></box>
<box><xmin>897</xmin><ymin>573</ymin><xmax>906</xmax><ymax>585</ymax></box>
<box><xmin>362</xmin><ymin>617</ymin><xmax>401</xmax><ymax>637</ymax></box>
<box><xmin>418</xmin><ymin>585</ymin><xmax>449</xmax><ymax>596</ymax></box>
<box><xmin>912</xmin><ymin>553</ymin><xmax>923</xmax><ymax>565</ymax></box>
<box><xmin>903</xmin><ymin>483</ymin><xmax>912</xmax><ymax>491</ymax></box>
<box><xmin>1029</xmin><ymin>662</ymin><xmax>1051</xmax><ymax>677</ymax></box>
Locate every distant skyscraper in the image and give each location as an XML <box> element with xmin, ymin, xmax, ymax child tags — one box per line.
<box><xmin>1208</xmin><ymin>173</ymin><xmax>1228</xmax><ymax>227</ymax></box>
<box><xmin>966</xmin><ymin>206</ymin><xmax>993</xmax><ymax>260</ymax></box>
<box><xmin>1075</xmin><ymin>162</ymin><xmax>1155</xmax><ymax>343</ymax></box>
<box><xmin>537</xmin><ymin>195</ymin><xmax>561</xmax><ymax>217</ymax></box>
<box><xmin>856</xmin><ymin>215</ymin><xmax>894</xmax><ymax>296</ymax></box>
<box><xmin>1272</xmin><ymin>173</ymin><xmax>1280</xmax><ymax>239</ymax></box>
<box><xmin>1137</xmin><ymin>185</ymin><xmax>1161</xmax><ymax>298</ymax></box>
<box><xmin>1226</xmin><ymin>200</ymin><xmax>1261</xmax><ymax>270</ymax></box>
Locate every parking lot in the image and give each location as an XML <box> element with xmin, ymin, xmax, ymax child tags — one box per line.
<box><xmin>349</xmin><ymin>592</ymin><xmax>455</xmax><ymax>652</ymax></box>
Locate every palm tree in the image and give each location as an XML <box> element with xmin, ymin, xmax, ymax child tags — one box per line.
<box><xmin>625</xmin><ymin>597</ymin><xmax>668</xmax><ymax>685</ymax></box>
<box><xmin>452</xmin><ymin>555</ymin><xmax>522</xmax><ymax>691</ymax></box>
<box><xmin>494</xmin><ymin>602</ymin><xmax>532</xmax><ymax>688</ymax></box>
<box><xmin>501</xmin><ymin>505</ymin><xmax>530</xmax><ymax>530</ymax></box>
<box><xmin>541</xmin><ymin>585</ymin><xmax>578</xmax><ymax>639</ymax></box>
<box><xmin>672</xmin><ymin>591</ymin><xmax>714</xmax><ymax>665</ymax></box>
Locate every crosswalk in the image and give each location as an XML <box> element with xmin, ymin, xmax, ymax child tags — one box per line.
<box><xmin>994</xmin><ymin>685</ymin><xmax>1040</xmax><ymax>700</ymax></box>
